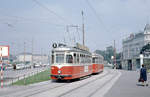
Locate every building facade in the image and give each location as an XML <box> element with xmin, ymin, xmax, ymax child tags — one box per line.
<box><xmin>17</xmin><ymin>53</ymin><xmax>49</xmax><ymax>64</ymax></box>
<box><xmin>122</xmin><ymin>24</ymin><xmax>150</xmax><ymax>70</ymax></box>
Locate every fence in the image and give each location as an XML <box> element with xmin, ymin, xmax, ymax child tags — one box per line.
<box><xmin>1</xmin><ymin>67</ymin><xmax>50</xmax><ymax>87</ymax></box>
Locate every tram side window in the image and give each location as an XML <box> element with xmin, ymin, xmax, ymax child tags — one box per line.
<box><xmin>87</xmin><ymin>56</ymin><xmax>91</xmax><ymax>63</ymax></box>
<box><xmin>66</xmin><ymin>55</ymin><xmax>73</xmax><ymax>63</ymax></box>
<box><xmin>80</xmin><ymin>54</ymin><xmax>84</xmax><ymax>63</ymax></box>
<box><xmin>96</xmin><ymin>58</ymin><xmax>98</xmax><ymax>64</ymax></box>
<box><xmin>51</xmin><ymin>55</ymin><xmax>54</xmax><ymax>64</ymax></box>
<box><xmin>56</xmin><ymin>54</ymin><xmax>64</xmax><ymax>63</ymax></box>
<box><xmin>77</xmin><ymin>54</ymin><xmax>79</xmax><ymax>63</ymax></box>
<box><xmin>74</xmin><ymin>53</ymin><xmax>77</xmax><ymax>63</ymax></box>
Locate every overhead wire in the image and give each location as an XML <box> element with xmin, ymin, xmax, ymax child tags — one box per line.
<box><xmin>85</xmin><ymin>0</ymin><xmax>109</xmax><ymax>32</ymax></box>
<box><xmin>32</xmin><ymin>0</ymin><xmax>75</xmax><ymax>45</ymax></box>
<box><xmin>32</xmin><ymin>0</ymin><xmax>72</xmax><ymax>25</ymax></box>
<box><xmin>0</xmin><ymin>13</ymin><xmax>66</xmax><ymax>27</ymax></box>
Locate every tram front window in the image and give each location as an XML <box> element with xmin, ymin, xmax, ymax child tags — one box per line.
<box><xmin>56</xmin><ymin>54</ymin><xmax>64</xmax><ymax>63</ymax></box>
<box><xmin>92</xmin><ymin>58</ymin><xmax>96</xmax><ymax>63</ymax></box>
<box><xmin>66</xmin><ymin>55</ymin><xmax>73</xmax><ymax>63</ymax></box>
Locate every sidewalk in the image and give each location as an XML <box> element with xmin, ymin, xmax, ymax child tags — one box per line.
<box><xmin>105</xmin><ymin>70</ymin><xmax>150</xmax><ymax>97</ymax></box>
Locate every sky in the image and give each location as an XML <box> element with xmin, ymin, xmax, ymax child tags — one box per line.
<box><xmin>0</xmin><ymin>0</ymin><xmax>150</xmax><ymax>55</ymax></box>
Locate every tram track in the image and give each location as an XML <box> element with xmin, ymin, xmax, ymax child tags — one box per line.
<box><xmin>23</xmin><ymin>83</ymin><xmax>68</xmax><ymax>97</ymax></box>
<box><xmin>87</xmin><ymin>71</ymin><xmax>118</xmax><ymax>97</ymax></box>
<box><xmin>25</xmin><ymin>70</ymin><xmax>109</xmax><ymax>97</ymax></box>
<box><xmin>2</xmin><ymin>81</ymin><xmax>68</xmax><ymax>97</ymax></box>
<box><xmin>4</xmin><ymin>69</ymin><xmax>110</xmax><ymax>97</ymax></box>
<box><xmin>59</xmin><ymin>70</ymin><xmax>120</xmax><ymax>97</ymax></box>
<box><xmin>58</xmin><ymin>70</ymin><xmax>111</xmax><ymax>97</ymax></box>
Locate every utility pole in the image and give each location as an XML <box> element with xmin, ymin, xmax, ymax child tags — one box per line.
<box><xmin>24</xmin><ymin>42</ymin><xmax>26</xmax><ymax>64</ymax></box>
<box><xmin>82</xmin><ymin>11</ymin><xmax>85</xmax><ymax>46</ymax></box>
<box><xmin>41</xmin><ymin>48</ymin><xmax>43</xmax><ymax>65</ymax></box>
<box><xmin>31</xmin><ymin>38</ymin><xmax>34</xmax><ymax>68</ymax></box>
<box><xmin>114</xmin><ymin>40</ymin><xmax>116</xmax><ymax>69</ymax></box>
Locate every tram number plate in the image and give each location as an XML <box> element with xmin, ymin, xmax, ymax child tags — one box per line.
<box><xmin>84</xmin><ymin>66</ymin><xmax>88</xmax><ymax>72</ymax></box>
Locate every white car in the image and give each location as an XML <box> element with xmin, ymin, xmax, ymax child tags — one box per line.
<box><xmin>24</xmin><ymin>64</ymin><xmax>31</xmax><ymax>69</ymax></box>
<box><xmin>34</xmin><ymin>64</ymin><xmax>40</xmax><ymax>68</ymax></box>
<box><xmin>16</xmin><ymin>64</ymin><xmax>25</xmax><ymax>70</ymax></box>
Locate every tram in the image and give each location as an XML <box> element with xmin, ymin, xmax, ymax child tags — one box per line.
<box><xmin>50</xmin><ymin>43</ymin><xmax>93</xmax><ymax>80</ymax></box>
<box><xmin>92</xmin><ymin>53</ymin><xmax>104</xmax><ymax>74</ymax></box>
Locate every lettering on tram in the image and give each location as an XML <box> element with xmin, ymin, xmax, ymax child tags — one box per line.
<box><xmin>50</xmin><ymin>43</ymin><xmax>104</xmax><ymax>80</ymax></box>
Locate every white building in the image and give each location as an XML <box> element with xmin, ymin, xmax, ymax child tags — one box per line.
<box><xmin>122</xmin><ymin>24</ymin><xmax>150</xmax><ymax>70</ymax></box>
<box><xmin>17</xmin><ymin>53</ymin><xmax>49</xmax><ymax>64</ymax></box>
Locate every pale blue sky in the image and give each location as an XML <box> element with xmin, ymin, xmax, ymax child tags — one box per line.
<box><xmin>0</xmin><ymin>0</ymin><xmax>150</xmax><ymax>54</ymax></box>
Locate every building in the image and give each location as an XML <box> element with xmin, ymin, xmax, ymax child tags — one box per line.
<box><xmin>17</xmin><ymin>53</ymin><xmax>49</xmax><ymax>64</ymax></box>
<box><xmin>122</xmin><ymin>24</ymin><xmax>150</xmax><ymax>70</ymax></box>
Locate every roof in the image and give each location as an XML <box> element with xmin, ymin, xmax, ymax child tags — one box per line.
<box><xmin>123</xmin><ymin>23</ymin><xmax>150</xmax><ymax>43</ymax></box>
<box><xmin>52</xmin><ymin>45</ymin><xmax>91</xmax><ymax>55</ymax></box>
<box><xmin>144</xmin><ymin>24</ymin><xmax>150</xmax><ymax>32</ymax></box>
<box><xmin>92</xmin><ymin>53</ymin><xmax>104</xmax><ymax>59</ymax></box>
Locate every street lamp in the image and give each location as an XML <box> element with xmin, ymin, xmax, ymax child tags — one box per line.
<box><xmin>140</xmin><ymin>54</ymin><xmax>144</xmax><ymax>68</ymax></box>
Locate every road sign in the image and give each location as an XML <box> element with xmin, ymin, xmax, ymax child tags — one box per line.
<box><xmin>0</xmin><ymin>46</ymin><xmax>9</xmax><ymax>57</ymax></box>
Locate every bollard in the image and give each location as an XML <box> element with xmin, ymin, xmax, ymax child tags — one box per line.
<box><xmin>24</xmin><ymin>74</ymin><xmax>25</xmax><ymax>85</ymax></box>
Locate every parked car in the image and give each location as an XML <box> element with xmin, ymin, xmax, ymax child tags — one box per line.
<box><xmin>26</xmin><ymin>64</ymin><xmax>32</xmax><ymax>69</ymax></box>
<box><xmin>34</xmin><ymin>64</ymin><xmax>40</xmax><ymax>68</ymax></box>
<box><xmin>5</xmin><ymin>64</ymin><xmax>13</xmax><ymax>70</ymax></box>
<box><xmin>16</xmin><ymin>64</ymin><xmax>25</xmax><ymax>70</ymax></box>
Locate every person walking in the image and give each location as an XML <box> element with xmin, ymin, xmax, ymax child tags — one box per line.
<box><xmin>139</xmin><ymin>64</ymin><xmax>148</xmax><ymax>86</ymax></box>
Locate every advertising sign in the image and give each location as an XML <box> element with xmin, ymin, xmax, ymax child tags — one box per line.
<box><xmin>0</xmin><ymin>46</ymin><xmax>9</xmax><ymax>57</ymax></box>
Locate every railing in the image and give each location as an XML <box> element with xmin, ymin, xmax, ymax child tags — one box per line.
<box><xmin>1</xmin><ymin>66</ymin><xmax>50</xmax><ymax>87</ymax></box>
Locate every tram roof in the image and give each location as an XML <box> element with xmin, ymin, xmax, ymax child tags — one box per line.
<box><xmin>92</xmin><ymin>53</ymin><xmax>104</xmax><ymax>58</ymax></box>
<box><xmin>52</xmin><ymin>46</ymin><xmax>91</xmax><ymax>54</ymax></box>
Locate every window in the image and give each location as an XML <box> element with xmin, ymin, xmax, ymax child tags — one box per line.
<box><xmin>77</xmin><ymin>54</ymin><xmax>79</xmax><ymax>63</ymax></box>
<box><xmin>74</xmin><ymin>53</ymin><xmax>77</xmax><ymax>63</ymax></box>
<box><xmin>92</xmin><ymin>58</ymin><xmax>96</xmax><ymax>63</ymax></box>
<box><xmin>51</xmin><ymin>55</ymin><xmax>54</xmax><ymax>64</ymax></box>
<box><xmin>56</xmin><ymin>54</ymin><xmax>64</xmax><ymax>63</ymax></box>
<box><xmin>66</xmin><ymin>55</ymin><xmax>73</xmax><ymax>63</ymax></box>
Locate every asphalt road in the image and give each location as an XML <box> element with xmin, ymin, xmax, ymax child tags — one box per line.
<box><xmin>0</xmin><ymin>69</ymin><xmax>121</xmax><ymax>97</ymax></box>
<box><xmin>4</xmin><ymin>67</ymin><xmax>49</xmax><ymax>78</ymax></box>
<box><xmin>1</xmin><ymin>69</ymin><xmax>149</xmax><ymax>97</ymax></box>
<box><xmin>2</xmin><ymin>66</ymin><xmax>50</xmax><ymax>86</ymax></box>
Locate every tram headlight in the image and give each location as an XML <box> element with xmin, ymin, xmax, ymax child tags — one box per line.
<box><xmin>58</xmin><ymin>70</ymin><xmax>61</xmax><ymax>74</ymax></box>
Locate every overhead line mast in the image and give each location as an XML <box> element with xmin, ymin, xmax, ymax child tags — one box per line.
<box><xmin>82</xmin><ymin>11</ymin><xmax>85</xmax><ymax>46</ymax></box>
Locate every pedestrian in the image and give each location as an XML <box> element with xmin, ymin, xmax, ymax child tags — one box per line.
<box><xmin>139</xmin><ymin>64</ymin><xmax>148</xmax><ymax>86</ymax></box>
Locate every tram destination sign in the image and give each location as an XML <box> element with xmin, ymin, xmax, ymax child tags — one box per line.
<box><xmin>0</xmin><ymin>46</ymin><xmax>9</xmax><ymax>57</ymax></box>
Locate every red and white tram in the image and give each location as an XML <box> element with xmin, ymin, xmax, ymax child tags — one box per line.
<box><xmin>50</xmin><ymin>43</ymin><xmax>93</xmax><ymax>80</ymax></box>
<box><xmin>92</xmin><ymin>53</ymin><xmax>104</xmax><ymax>74</ymax></box>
